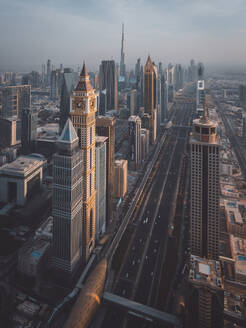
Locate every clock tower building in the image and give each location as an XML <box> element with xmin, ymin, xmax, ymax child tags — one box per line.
<box><xmin>70</xmin><ymin>63</ymin><xmax>97</xmax><ymax>264</ymax></box>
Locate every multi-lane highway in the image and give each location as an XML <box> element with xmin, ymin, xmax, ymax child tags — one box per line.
<box><xmin>100</xmin><ymin>101</ymin><xmax>193</xmax><ymax>328</ymax></box>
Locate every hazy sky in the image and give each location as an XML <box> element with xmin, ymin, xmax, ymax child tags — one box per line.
<box><xmin>1</xmin><ymin>0</ymin><xmax>246</xmax><ymax>71</ymax></box>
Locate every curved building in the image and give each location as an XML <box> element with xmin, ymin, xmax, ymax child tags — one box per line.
<box><xmin>64</xmin><ymin>258</ymin><xmax>107</xmax><ymax>328</ymax></box>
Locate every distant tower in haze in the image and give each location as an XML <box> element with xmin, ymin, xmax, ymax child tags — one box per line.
<box><xmin>128</xmin><ymin>115</ymin><xmax>142</xmax><ymax>170</ymax></box>
<box><xmin>144</xmin><ymin>55</ymin><xmax>157</xmax><ymax>144</ymax></box>
<box><xmin>190</xmin><ymin>99</ymin><xmax>220</xmax><ymax>260</ymax></box>
<box><xmin>52</xmin><ymin>119</ymin><xmax>83</xmax><ymax>276</ymax></box>
<box><xmin>120</xmin><ymin>23</ymin><xmax>126</xmax><ymax>80</ymax></box>
<box><xmin>196</xmin><ymin>63</ymin><xmax>205</xmax><ymax>116</ymax></box>
<box><xmin>47</xmin><ymin>59</ymin><xmax>51</xmax><ymax>86</ymax></box>
<box><xmin>99</xmin><ymin>60</ymin><xmax>118</xmax><ymax>110</ymax></box>
<box><xmin>70</xmin><ymin>63</ymin><xmax>97</xmax><ymax>264</ymax></box>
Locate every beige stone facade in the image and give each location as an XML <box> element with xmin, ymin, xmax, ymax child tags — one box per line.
<box><xmin>70</xmin><ymin>64</ymin><xmax>97</xmax><ymax>264</ymax></box>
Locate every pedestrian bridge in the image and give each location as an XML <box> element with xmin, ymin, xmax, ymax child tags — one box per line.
<box><xmin>103</xmin><ymin>292</ymin><xmax>182</xmax><ymax>327</ymax></box>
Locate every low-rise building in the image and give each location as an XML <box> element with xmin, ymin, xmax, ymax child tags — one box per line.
<box><xmin>221</xmin><ymin>184</ymin><xmax>240</xmax><ymax>200</ymax></box>
<box><xmin>18</xmin><ymin>238</ymin><xmax>50</xmax><ymax>278</ymax></box>
<box><xmin>186</xmin><ymin>255</ymin><xmax>224</xmax><ymax>328</ymax></box>
<box><xmin>230</xmin><ymin>235</ymin><xmax>246</xmax><ymax>284</ymax></box>
<box><xmin>225</xmin><ymin>200</ymin><xmax>246</xmax><ymax>237</ymax></box>
<box><xmin>0</xmin><ymin>156</ymin><xmax>43</xmax><ymax>206</ymax></box>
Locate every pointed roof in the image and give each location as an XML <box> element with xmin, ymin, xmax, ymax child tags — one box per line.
<box><xmin>146</xmin><ymin>55</ymin><xmax>153</xmax><ymax>66</ymax></box>
<box><xmin>145</xmin><ymin>55</ymin><xmax>154</xmax><ymax>72</ymax></box>
<box><xmin>81</xmin><ymin>62</ymin><xmax>88</xmax><ymax>77</ymax></box>
<box><xmin>75</xmin><ymin>62</ymin><xmax>93</xmax><ymax>92</ymax></box>
<box><xmin>59</xmin><ymin>118</ymin><xmax>78</xmax><ymax>144</ymax></box>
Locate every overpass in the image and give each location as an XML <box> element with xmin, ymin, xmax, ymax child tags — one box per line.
<box><xmin>103</xmin><ymin>292</ymin><xmax>182</xmax><ymax>328</ymax></box>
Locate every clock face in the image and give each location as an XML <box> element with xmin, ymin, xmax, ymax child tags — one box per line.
<box><xmin>77</xmin><ymin>101</ymin><xmax>82</xmax><ymax>108</ymax></box>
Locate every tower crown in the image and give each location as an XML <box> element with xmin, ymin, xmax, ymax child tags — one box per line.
<box><xmin>75</xmin><ymin>62</ymin><xmax>93</xmax><ymax>92</ymax></box>
<box><xmin>145</xmin><ymin>55</ymin><xmax>154</xmax><ymax>73</ymax></box>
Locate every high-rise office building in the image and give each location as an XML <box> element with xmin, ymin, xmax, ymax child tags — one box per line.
<box><xmin>114</xmin><ymin>159</ymin><xmax>127</xmax><ymax>199</ymax></box>
<box><xmin>59</xmin><ymin>69</ymin><xmax>78</xmax><ymax>132</ymax></box>
<box><xmin>239</xmin><ymin>85</ymin><xmax>246</xmax><ymax>105</ymax></box>
<box><xmin>128</xmin><ymin>115</ymin><xmax>142</xmax><ymax>170</ymax></box>
<box><xmin>174</xmin><ymin>64</ymin><xmax>184</xmax><ymax>91</ymax></box>
<box><xmin>160</xmin><ymin>74</ymin><xmax>168</xmax><ymax>124</ymax></box>
<box><xmin>47</xmin><ymin>59</ymin><xmax>51</xmax><ymax>86</ymax></box>
<box><xmin>52</xmin><ymin>119</ymin><xmax>83</xmax><ymax>276</ymax></box>
<box><xmin>144</xmin><ymin>55</ymin><xmax>157</xmax><ymax>144</ymax></box>
<box><xmin>135</xmin><ymin>58</ymin><xmax>144</xmax><ymax>109</ymax></box>
<box><xmin>50</xmin><ymin>69</ymin><xmax>63</xmax><ymax>100</ymax></box>
<box><xmin>98</xmin><ymin>89</ymin><xmax>107</xmax><ymax>116</ymax></box>
<box><xmin>196</xmin><ymin>63</ymin><xmax>205</xmax><ymax>116</ymax></box>
<box><xmin>22</xmin><ymin>71</ymin><xmax>41</xmax><ymax>88</ymax></box>
<box><xmin>95</xmin><ymin>136</ymin><xmax>107</xmax><ymax>241</ymax></box>
<box><xmin>188</xmin><ymin>59</ymin><xmax>197</xmax><ymax>82</ymax></box>
<box><xmin>185</xmin><ymin>255</ymin><xmax>224</xmax><ymax>328</ymax></box>
<box><xmin>0</xmin><ymin>117</ymin><xmax>21</xmax><ymax>148</ymax></box>
<box><xmin>167</xmin><ymin>63</ymin><xmax>175</xmax><ymax>102</ymax></box>
<box><xmin>21</xmin><ymin>108</ymin><xmax>37</xmax><ymax>154</ymax></box>
<box><xmin>0</xmin><ymin>85</ymin><xmax>31</xmax><ymax>119</ymax></box>
<box><xmin>96</xmin><ymin>116</ymin><xmax>115</xmax><ymax>227</ymax></box>
<box><xmin>99</xmin><ymin>60</ymin><xmax>118</xmax><ymax>110</ymax></box>
<box><xmin>42</xmin><ymin>64</ymin><xmax>46</xmax><ymax>86</ymax></box>
<box><xmin>190</xmin><ymin>101</ymin><xmax>220</xmax><ymax>260</ymax></box>
<box><xmin>127</xmin><ymin>89</ymin><xmax>137</xmax><ymax>116</ymax></box>
<box><xmin>141</xmin><ymin>128</ymin><xmax>149</xmax><ymax>161</ymax></box>
<box><xmin>70</xmin><ymin>63</ymin><xmax>97</xmax><ymax>264</ymax></box>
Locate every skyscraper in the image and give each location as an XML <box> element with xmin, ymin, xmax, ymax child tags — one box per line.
<box><xmin>96</xmin><ymin>116</ymin><xmax>115</xmax><ymax>228</ymax></box>
<box><xmin>70</xmin><ymin>63</ymin><xmax>97</xmax><ymax>264</ymax></box>
<box><xmin>95</xmin><ymin>136</ymin><xmax>107</xmax><ymax>240</ymax></box>
<box><xmin>160</xmin><ymin>74</ymin><xmax>168</xmax><ymax>124</ymax></box>
<box><xmin>0</xmin><ymin>85</ymin><xmax>31</xmax><ymax>119</ymax></box>
<box><xmin>114</xmin><ymin>159</ymin><xmax>127</xmax><ymax>199</ymax></box>
<box><xmin>99</xmin><ymin>60</ymin><xmax>118</xmax><ymax>111</ymax></box>
<box><xmin>52</xmin><ymin>119</ymin><xmax>83</xmax><ymax>276</ymax></box>
<box><xmin>174</xmin><ymin>64</ymin><xmax>184</xmax><ymax>91</ymax></box>
<box><xmin>47</xmin><ymin>59</ymin><xmax>51</xmax><ymax>86</ymax></box>
<box><xmin>190</xmin><ymin>100</ymin><xmax>220</xmax><ymax>260</ymax></box>
<box><xmin>21</xmin><ymin>107</ymin><xmax>37</xmax><ymax>154</ymax></box>
<box><xmin>120</xmin><ymin>23</ymin><xmax>126</xmax><ymax>81</ymax></box>
<box><xmin>144</xmin><ymin>55</ymin><xmax>157</xmax><ymax>144</ymax></box>
<box><xmin>135</xmin><ymin>58</ymin><xmax>144</xmax><ymax>110</ymax></box>
<box><xmin>128</xmin><ymin>115</ymin><xmax>142</xmax><ymax>170</ymax></box>
<box><xmin>50</xmin><ymin>69</ymin><xmax>63</xmax><ymax>100</ymax></box>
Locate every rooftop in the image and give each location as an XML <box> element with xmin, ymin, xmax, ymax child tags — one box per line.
<box><xmin>189</xmin><ymin>255</ymin><xmax>223</xmax><ymax>289</ymax></box>
<box><xmin>230</xmin><ymin>235</ymin><xmax>246</xmax><ymax>277</ymax></box>
<box><xmin>0</xmin><ymin>156</ymin><xmax>43</xmax><ymax>177</ymax></box>
<box><xmin>115</xmin><ymin>159</ymin><xmax>127</xmax><ymax>166</ymax></box>
<box><xmin>95</xmin><ymin>136</ymin><xmax>108</xmax><ymax>144</ymax></box>
<box><xmin>225</xmin><ymin>200</ymin><xmax>246</xmax><ymax>225</ymax></box>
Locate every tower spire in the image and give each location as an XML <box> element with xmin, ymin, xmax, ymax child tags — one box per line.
<box><xmin>120</xmin><ymin>22</ymin><xmax>126</xmax><ymax>78</ymax></box>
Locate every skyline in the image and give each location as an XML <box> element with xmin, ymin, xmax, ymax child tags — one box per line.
<box><xmin>1</xmin><ymin>0</ymin><xmax>246</xmax><ymax>71</ymax></box>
